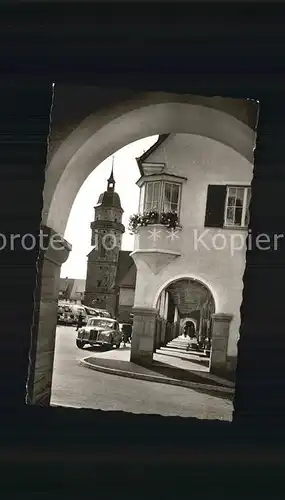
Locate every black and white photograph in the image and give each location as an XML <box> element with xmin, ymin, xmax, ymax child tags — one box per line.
<box><xmin>28</xmin><ymin>85</ymin><xmax>259</xmax><ymax>421</ymax></box>
<box><xmin>5</xmin><ymin>3</ymin><xmax>285</xmax><ymax>497</ymax></box>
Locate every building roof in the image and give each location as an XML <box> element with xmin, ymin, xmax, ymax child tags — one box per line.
<box><xmin>116</xmin><ymin>250</ymin><xmax>136</xmax><ymax>287</ymax></box>
<box><xmin>59</xmin><ymin>277</ymin><xmax>69</xmax><ymax>293</ymax></box>
<box><xmin>136</xmin><ymin>134</ymin><xmax>170</xmax><ymax>176</ymax></box>
<box><xmin>95</xmin><ymin>191</ymin><xmax>123</xmax><ymax>210</ymax></box>
<box><xmin>59</xmin><ymin>278</ymin><xmax>85</xmax><ymax>299</ymax></box>
<box><xmin>95</xmin><ymin>159</ymin><xmax>123</xmax><ymax>210</ymax></box>
<box><xmin>136</xmin><ymin>172</ymin><xmax>188</xmax><ymax>187</ymax></box>
<box><xmin>70</xmin><ymin>279</ymin><xmax>86</xmax><ymax>296</ymax></box>
<box><xmin>59</xmin><ymin>277</ymin><xmax>74</xmax><ymax>295</ymax></box>
<box><xmin>119</xmin><ymin>260</ymin><xmax>137</xmax><ymax>288</ymax></box>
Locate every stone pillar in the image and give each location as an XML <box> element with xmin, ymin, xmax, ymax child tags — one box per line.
<box><xmin>159</xmin><ymin>291</ymin><xmax>165</xmax><ymax>317</ymax></box>
<box><xmin>173</xmin><ymin>306</ymin><xmax>178</xmax><ymax>338</ymax></box>
<box><xmin>158</xmin><ymin>291</ymin><xmax>166</xmax><ymax>346</ymax></box>
<box><xmin>155</xmin><ymin>317</ymin><xmax>162</xmax><ymax>350</ymax></box>
<box><xmin>160</xmin><ymin>319</ymin><xmax>167</xmax><ymax>346</ymax></box>
<box><xmin>154</xmin><ymin>293</ymin><xmax>164</xmax><ymax>352</ymax></box>
<box><xmin>26</xmin><ymin>225</ymin><xmax>71</xmax><ymax>406</ymax></box>
<box><xmin>174</xmin><ymin>306</ymin><xmax>178</xmax><ymax>324</ymax></box>
<box><xmin>130</xmin><ymin>307</ymin><xmax>158</xmax><ymax>365</ymax></box>
<box><xmin>198</xmin><ymin>309</ymin><xmax>203</xmax><ymax>343</ymax></box>
<box><xmin>210</xmin><ymin>313</ymin><xmax>233</xmax><ymax>375</ymax></box>
<box><xmin>164</xmin><ymin>292</ymin><xmax>169</xmax><ymax>320</ymax></box>
<box><xmin>176</xmin><ymin>321</ymin><xmax>180</xmax><ymax>338</ymax></box>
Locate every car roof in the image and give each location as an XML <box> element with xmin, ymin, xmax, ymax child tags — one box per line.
<box><xmin>88</xmin><ymin>317</ymin><xmax>116</xmax><ymax>322</ymax></box>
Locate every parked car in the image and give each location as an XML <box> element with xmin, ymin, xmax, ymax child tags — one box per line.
<box><xmin>90</xmin><ymin>303</ymin><xmax>112</xmax><ymax>318</ymax></box>
<box><xmin>57</xmin><ymin>303</ymin><xmax>75</xmax><ymax>325</ymax></box>
<box><xmin>82</xmin><ymin>305</ymin><xmax>111</xmax><ymax>320</ymax></box>
<box><xmin>69</xmin><ymin>304</ymin><xmax>88</xmax><ymax>325</ymax></box>
<box><xmin>82</xmin><ymin>305</ymin><xmax>99</xmax><ymax>322</ymax></box>
<box><xmin>76</xmin><ymin>317</ymin><xmax>122</xmax><ymax>349</ymax></box>
<box><xmin>96</xmin><ymin>309</ymin><xmax>112</xmax><ymax>318</ymax></box>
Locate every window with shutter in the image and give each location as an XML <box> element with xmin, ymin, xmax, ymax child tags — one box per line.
<box><xmin>204</xmin><ymin>184</ymin><xmax>251</xmax><ymax>228</ymax></box>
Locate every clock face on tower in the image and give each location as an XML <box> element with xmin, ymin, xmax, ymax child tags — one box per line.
<box><xmin>104</xmin><ymin>235</ymin><xmax>114</xmax><ymax>249</ymax></box>
<box><xmin>100</xmin><ymin>232</ymin><xmax>119</xmax><ymax>260</ymax></box>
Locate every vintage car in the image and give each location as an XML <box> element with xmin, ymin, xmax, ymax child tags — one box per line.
<box><xmin>76</xmin><ymin>317</ymin><xmax>122</xmax><ymax>349</ymax></box>
<box><xmin>83</xmin><ymin>305</ymin><xmax>111</xmax><ymax>320</ymax></box>
<box><xmin>90</xmin><ymin>304</ymin><xmax>112</xmax><ymax>318</ymax></box>
<box><xmin>70</xmin><ymin>304</ymin><xmax>88</xmax><ymax>325</ymax></box>
<box><xmin>57</xmin><ymin>303</ymin><xmax>75</xmax><ymax>325</ymax></box>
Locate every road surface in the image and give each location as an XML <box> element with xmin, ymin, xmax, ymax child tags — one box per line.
<box><xmin>51</xmin><ymin>326</ymin><xmax>233</xmax><ymax>421</ymax></box>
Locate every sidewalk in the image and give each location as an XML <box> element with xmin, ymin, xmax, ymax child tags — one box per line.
<box><xmin>80</xmin><ymin>336</ymin><xmax>235</xmax><ymax>398</ymax></box>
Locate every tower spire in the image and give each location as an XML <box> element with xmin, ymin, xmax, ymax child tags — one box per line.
<box><xmin>107</xmin><ymin>155</ymin><xmax>115</xmax><ymax>192</ymax></box>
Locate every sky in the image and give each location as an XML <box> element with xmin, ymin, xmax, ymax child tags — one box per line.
<box><xmin>60</xmin><ymin>135</ymin><xmax>158</xmax><ymax>279</ymax></box>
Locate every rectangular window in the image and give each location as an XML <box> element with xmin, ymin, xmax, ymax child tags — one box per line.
<box><xmin>162</xmin><ymin>182</ymin><xmax>180</xmax><ymax>213</ymax></box>
<box><xmin>142</xmin><ymin>181</ymin><xmax>181</xmax><ymax>214</ymax></box>
<box><xmin>224</xmin><ymin>186</ymin><xmax>251</xmax><ymax>227</ymax></box>
<box><xmin>144</xmin><ymin>181</ymin><xmax>161</xmax><ymax>212</ymax></box>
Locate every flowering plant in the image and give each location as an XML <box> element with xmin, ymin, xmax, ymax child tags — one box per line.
<box><xmin>128</xmin><ymin>210</ymin><xmax>179</xmax><ymax>234</ymax></box>
<box><xmin>160</xmin><ymin>211</ymin><xmax>179</xmax><ymax>229</ymax></box>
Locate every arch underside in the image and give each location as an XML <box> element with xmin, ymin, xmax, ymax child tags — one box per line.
<box><xmin>157</xmin><ymin>277</ymin><xmax>216</xmax><ymax>317</ymax></box>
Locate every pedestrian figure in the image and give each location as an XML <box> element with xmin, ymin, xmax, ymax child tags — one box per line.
<box><xmin>189</xmin><ymin>322</ymin><xmax>196</xmax><ymax>339</ymax></box>
<box><xmin>186</xmin><ymin>322</ymin><xmax>196</xmax><ymax>350</ymax></box>
<box><xmin>185</xmin><ymin>322</ymin><xmax>192</xmax><ymax>337</ymax></box>
<box><xmin>76</xmin><ymin>312</ymin><xmax>84</xmax><ymax>331</ymax></box>
<box><xmin>121</xmin><ymin>323</ymin><xmax>132</xmax><ymax>347</ymax></box>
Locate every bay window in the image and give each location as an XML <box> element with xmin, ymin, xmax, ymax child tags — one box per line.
<box><xmin>140</xmin><ymin>180</ymin><xmax>182</xmax><ymax>215</ymax></box>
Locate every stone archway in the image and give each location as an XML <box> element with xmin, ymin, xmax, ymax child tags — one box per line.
<box><xmin>43</xmin><ymin>94</ymin><xmax>255</xmax><ymax>235</ymax></box>
<box><xmin>29</xmin><ymin>88</ymin><xmax>255</xmax><ymax>405</ymax></box>
<box><xmin>131</xmin><ymin>274</ymin><xmax>233</xmax><ymax>375</ymax></box>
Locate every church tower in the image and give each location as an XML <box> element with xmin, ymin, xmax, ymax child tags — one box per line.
<box><xmin>84</xmin><ymin>158</ymin><xmax>125</xmax><ymax>316</ymax></box>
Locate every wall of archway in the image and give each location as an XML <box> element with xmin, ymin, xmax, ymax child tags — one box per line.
<box><xmin>131</xmin><ymin>244</ymin><xmax>242</xmax><ymax>359</ymax></box>
<box><xmin>155</xmin><ymin>276</ymin><xmax>215</xmax><ymax>337</ymax></box>
<box><xmin>43</xmin><ymin>94</ymin><xmax>255</xmax><ymax>236</ymax></box>
<box><xmin>32</xmin><ymin>90</ymin><xmax>256</xmax><ymax>404</ymax></box>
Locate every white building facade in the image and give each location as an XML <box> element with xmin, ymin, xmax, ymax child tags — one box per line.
<box><xmin>130</xmin><ymin>132</ymin><xmax>253</xmax><ymax>376</ymax></box>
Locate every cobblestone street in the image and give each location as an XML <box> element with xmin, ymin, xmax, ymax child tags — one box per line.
<box><xmin>51</xmin><ymin>326</ymin><xmax>233</xmax><ymax>420</ymax></box>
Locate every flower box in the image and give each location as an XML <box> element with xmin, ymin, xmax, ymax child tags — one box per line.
<box><xmin>128</xmin><ymin>210</ymin><xmax>179</xmax><ymax>234</ymax></box>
